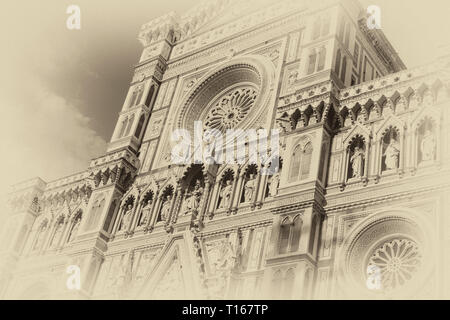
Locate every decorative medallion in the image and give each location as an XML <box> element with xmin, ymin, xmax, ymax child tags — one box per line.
<box><xmin>204</xmin><ymin>87</ymin><xmax>258</xmax><ymax>132</ymax></box>
<box><xmin>367</xmin><ymin>239</ymin><xmax>422</xmax><ymax>292</ymax></box>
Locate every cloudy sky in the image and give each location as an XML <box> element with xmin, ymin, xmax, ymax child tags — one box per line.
<box><xmin>0</xmin><ymin>0</ymin><xmax>448</xmax><ymax>195</ymax></box>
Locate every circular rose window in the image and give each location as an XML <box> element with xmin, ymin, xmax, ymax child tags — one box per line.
<box><xmin>340</xmin><ymin>212</ymin><xmax>433</xmax><ymax>299</ymax></box>
<box><xmin>175</xmin><ymin>56</ymin><xmax>275</xmax><ymax>136</ymax></box>
<box><xmin>203</xmin><ymin>86</ymin><xmax>258</xmax><ymax>132</ymax></box>
<box><xmin>366</xmin><ymin>238</ymin><xmax>422</xmax><ymax>292</ymax></box>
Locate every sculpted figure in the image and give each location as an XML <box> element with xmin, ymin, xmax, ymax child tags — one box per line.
<box><xmin>420</xmin><ymin>129</ymin><xmax>436</xmax><ymax>162</ymax></box>
<box><xmin>139</xmin><ymin>199</ymin><xmax>152</xmax><ymax>226</ymax></box>
<box><xmin>186</xmin><ymin>180</ymin><xmax>203</xmax><ymax>213</ymax></box>
<box><xmin>269</xmin><ymin>171</ymin><xmax>280</xmax><ymax>197</ymax></box>
<box><xmin>120</xmin><ymin>204</ymin><xmax>133</xmax><ymax>231</ymax></box>
<box><xmin>244</xmin><ymin>174</ymin><xmax>257</xmax><ymax>203</ymax></box>
<box><xmin>219</xmin><ymin>180</ymin><xmax>233</xmax><ymax>209</ymax></box>
<box><xmin>160</xmin><ymin>195</ymin><xmax>172</xmax><ymax>222</ymax></box>
<box><xmin>350</xmin><ymin>147</ymin><xmax>365</xmax><ymax>178</ymax></box>
<box><xmin>384</xmin><ymin>139</ymin><xmax>400</xmax><ymax>170</ymax></box>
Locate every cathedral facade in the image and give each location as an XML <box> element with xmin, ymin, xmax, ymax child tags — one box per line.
<box><xmin>1</xmin><ymin>0</ymin><xmax>450</xmax><ymax>300</ymax></box>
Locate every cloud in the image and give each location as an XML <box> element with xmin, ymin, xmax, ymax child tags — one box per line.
<box><xmin>0</xmin><ymin>73</ymin><xmax>107</xmax><ymax>196</ymax></box>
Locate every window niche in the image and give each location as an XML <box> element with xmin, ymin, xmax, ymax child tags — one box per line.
<box><xmin>288</xmin><ymin>140</ymin><xmax>313</xmax><ymax>183</ymax></box>
<box><xmin>346</xmin><ymin>136</ymin><xmax>367</xmax><ymax>182</ymax></box>
<box><xmin>278</xmin><ymin>214</ymin><xmax>302</xmax><ymax>255</ymax></box>
<box><xmin>416</xmin><ymin>117</ymin><xmax>438</xmax><ymax>167</ymax></box>
<box><xmin>381</xmin><ymin>127</ymin><xmax>401</xmax><ymax>173</ymax></box>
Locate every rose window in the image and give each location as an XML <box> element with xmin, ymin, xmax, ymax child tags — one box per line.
<box><xmin>204</xmin><ymin>87</ymin><xmax>258</xmax><ymax>132</ymax></box>
<box><xmin>367</xmin><ymin>239</ymin><xmax>422</xmax><ymax>292</ymax></box>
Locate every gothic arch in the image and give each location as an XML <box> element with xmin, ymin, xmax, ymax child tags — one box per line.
<box><xmin>174</xmin><ymin>55</ymin><xmax>276</xmax><ymax>136</ymax></box>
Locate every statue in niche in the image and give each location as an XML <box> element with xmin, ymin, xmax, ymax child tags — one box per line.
<box><xmin>244</xmin><ymin>173</ymin><xmax>257</xmax><ymax>203</ymax></box>
<box><xmin>120</xmin><ymin>204</ymin><xmax>133</xmax><ymax>231</ymax></box>
<box><xmin>383</xmin><ymin>138</ymin><xmax>400</xmax><ymax>170</ymax></box>
<box><xmin>350</xmin><ymin>147</ymin><xmax>365</xmax><ymax>178</ymax></box>
<box><xmin>184</xmin><ymin>180</ymin><xmax>203</xmax><ymax>214</ymax></box>
<box><xmin>160</xmin><ymin>195</ymin><xmax>172</xmax><ymax>222</ymax></box>
<box><xmin>219</xmin><ymin>180</ymin><xmax>233</xmax><ymax>209</ymax></box>
<box><xmin>268</xmin><ymin>170</ymin><xmax>281</xmax><ymax>197</ymax></box>
<box><xmin>139</xmin><ymin>199</ymin><xmax>153</xmax><ymax>226</ymax></box>
<box><xmin>420</xmin><ymin>129</ymin><xmax>436</xmax><ymax>162</ymax></box>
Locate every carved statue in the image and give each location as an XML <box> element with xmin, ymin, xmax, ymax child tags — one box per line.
<box><xmin>160</xmin><ymin>195</ymin><xmax>172</xmax><ymax>222</ymax></box>
<box><xmin>384</xmin><ymin>139</ymin><xmax>400</xmax><ymax>170</ymax></box>
<box><xmin>350</xmin><ymin>147</ymin><xmax>364</xmax><ymax>178</ymax></box>
<box><xmin>120</xmin><ymin>204</ymin><xmax>133</xmax><ymax>231</ymax></box>
<box><xmin>185</xmin><ymin>180</ymin><xmax>203</xmax><ymax>214</ymax></box>
<box><xmin>244</xmin><ymin>174</ymin><xmax>257</xmax><ymax>203</ymax></box>
<box><xmin>219</xmin><ymin>180</ymin><xmax>233</xmax><ymax>209</ymax></box>
<box><xmin>139</xmin><ymin>200</ymin><xmax>152</xmax><ymax>226</ymax></box>
<box><xmin>420</xmin><ymin>129</ymin><xmax>436</xmax><ymax>162</ymax></box>
<box><xmin>269</xmin><ymin>171</ymin><xmax>281</xmax><ymax>197</ymax></box>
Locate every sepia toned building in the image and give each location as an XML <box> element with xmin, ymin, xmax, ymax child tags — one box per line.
<box><xmin>1</xmin><ymin>0</ymin><xmax>450</xmax><ymax>299</ymax></box>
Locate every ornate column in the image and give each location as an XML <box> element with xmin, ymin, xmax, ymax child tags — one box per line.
<box><xmin>340</xmin><ymin>148</ymin><xmax>349</xmax><ymax>190</ymax></box>
<box><xmin>130</xmin><ymin>198</ymin><xmax>144</xmax><ymax>232</ymax></box>
<box><xmin>231</xmin><ymin>170</ymin><xmax>244</xmax><ymax>214</ymax></box>
<box><xmin>255</xmin><ymin>165</ymin><xmax>268</xmax><ymax>208</ymax></box>
<box><xmin>147</xmin><ymin>192</ymin><xmax>162</xmax><ymax>232</ymax></box>
<box><xmin>166</xmin><ymin>186</ymin><xmax>179</xmax><ymax>232</ymax></box>
<box><xmin>399</xmin><ymin>129</ymin><xmax>406</xmax><ymax>177</ymax></box>
<box><xmin>196</xmin><ymin>179</ymin><xmax>211</xmax><ymax>226</ymax></box>
<box><xmin>362</xmin><ymin>138</ymin><xmax>370</xmax><ymax>186</ymax></box>
<box><xmin>208</xmin><ymin>178</ymin><xmax>221</xmax><ymax>219</ymax></box>
<box><xmin>170</xmin><ymin>186</ymin><xmax>183</xmax><ymax>224</ymax></box>
<box><xmin>126</xmin><ymin>196</ymin><xmax>140</xmax><ymax>236</ymax></box>
<box><xmin>111</xmin><ymin>205</ymin><xmax>125</xmax><ymax>236</ymax></box>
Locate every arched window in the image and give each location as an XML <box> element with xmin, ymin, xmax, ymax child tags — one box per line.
<box><xmin>145</xmin><ymin>85</ymin><xmax>156</xmax><ymax>108</ymax></box>
<box><xmin>49</xmin><ymin>218</ymin><xmax>64</xmax><ymax>248</ymax></box>
<box><xmin>279</xmin><ymin>217</ymin><xmax>291</xmax><ymax>254</ymax></box>
<box><xmin>128</xmin><ymin>91</ymin><xmax>137</xmax><ymax>108</ymax></box>
<box><xmin>289</xmin><ymin>146</ymin><xmax>302</xmax><ymax>183</ymax></box>
<box><xmin>307</xmin><ymin>50</ymin><xmax>317</xmax><ymax>75</ymax></box>
<box><xmin>340</xmin><ymin>57</ymin><xmax>347</xmax><ymax>83</ymax></box>
<box><xmin>317</xmin><ymin>47</ymin><xmax>326</xmax><ymax>71</ymax></box>
<box><xmin>312</xmin><ymin>18</ymin><xmax>321</xmax><ymax>40</ymax></box>
<box><xmin>68</xmin><ymin>211</ymin><xmax>82</xmax><ymax>243</ymax></box>
<box><xmin>300</xmin><ymin>142</ymin><xmax>313</xmax><ymax>180</ymax></box>
<box><xmin>125</xmin><ymin>114</ymin><xmax>135</xmax><ymax>137</ymax></box>
<box><xmin>290</xmin><ymin>215</ymin><xmax>302</xmax><ymax>252</ymax></box>
<box><xmin>134</xmin><ymin>114</ymin><xmax>146</xmax><ymax>139</ymax></box>
<box><xmin>119</xmin><ymin>117</ymin><xmax>128</xmax><ymax>138</ymax></box>
<box><xmin>335</xmin><ymin>49</ymin><xmax>341</xmax><ymax>76</ymax></box>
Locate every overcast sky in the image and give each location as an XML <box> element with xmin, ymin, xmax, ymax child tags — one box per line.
<box><xmin>0</xmin><ymin>0</ymin><xmax>448</xmax><ymax>195</ymax></box>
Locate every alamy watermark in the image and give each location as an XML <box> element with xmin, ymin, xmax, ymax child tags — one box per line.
<box><xmin>171</xmin><ymin>122</ymin><xmax>281</xmax><ymax>175</ymax></box>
